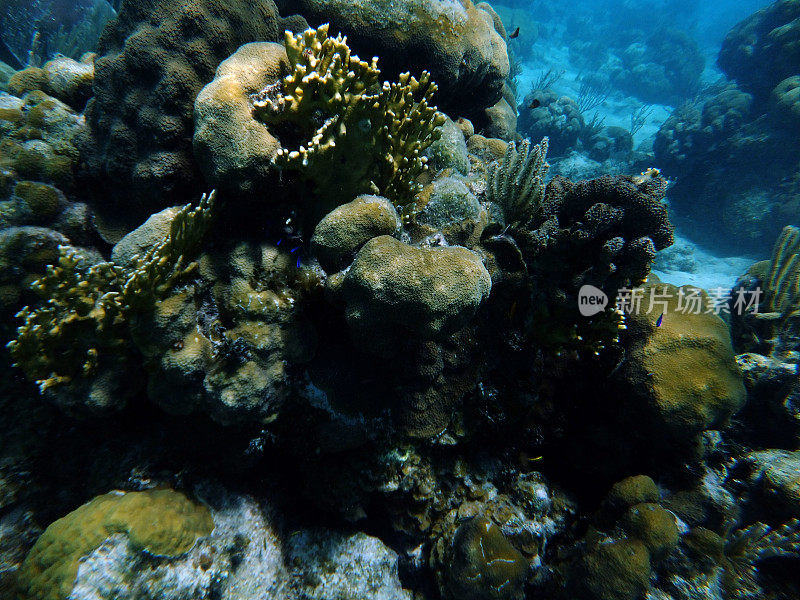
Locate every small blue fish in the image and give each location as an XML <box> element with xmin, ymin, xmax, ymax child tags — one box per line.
<box><xmin>656</xmin><ymin>313</ymin><xmax>664</xmax><ymax>327</ymax></box>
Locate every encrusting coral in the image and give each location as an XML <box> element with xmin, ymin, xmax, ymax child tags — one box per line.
<box><xmin>16</xmin><ymin>488</ymin><xmax>213</xmax><ymax>600</ymax></box>
<box><xmin>6</xmin><ymin>192</ymin><xmax>216</xmax><ymax>413</ymax></box>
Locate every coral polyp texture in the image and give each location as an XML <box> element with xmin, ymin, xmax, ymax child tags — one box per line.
<box><xmin>16</xmin><ymin>489</ymin><xmax>213</xmax><ymax>600</ymax></box>
<box><xmin>621</xmin><ymin>282</ymin><xmax>746</xmax><ymax>451</ymax></box>
<box><xmin>196</xmin><ymin>24</ymin><xmax>445</xmax><ymax>213</ymax></box>
<box><xmin>3</xmin><ymin>2</ymin><xmax>800</xmax><ymax>600</ymax></box>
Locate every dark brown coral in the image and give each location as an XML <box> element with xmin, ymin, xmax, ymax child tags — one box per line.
<box><xmin>80</xmin><ymin>0</ymin><xmax>306</xmax><ymax>240</ymax></box>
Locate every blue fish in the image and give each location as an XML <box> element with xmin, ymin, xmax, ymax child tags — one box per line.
<box><xmin>656</xmin><ymin>313</ymin><xmax>664</xmax><ymax>327</ymax></box>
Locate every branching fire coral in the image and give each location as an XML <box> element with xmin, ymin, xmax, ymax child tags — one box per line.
<box><xmin>251</xmin><ymin>25</ymin><xmax>445</xmax><ymax>214</ymax></box>
<box><xmin>7</xmin><ymin>192</ymin><xmax>216</xmax><ymax>409</ymax></box>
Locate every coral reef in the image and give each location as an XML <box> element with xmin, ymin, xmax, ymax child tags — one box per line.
<box><xmin>80</xmin><ymin>0</ymin><xmax>306</xmax><ymax>239</ymax></box>
<box><xmin>656</xmin><ymin>5</ymin><xmax>800</xmax><ymax>253</ymax></box>
<box><xmin>718</xmin><ymin>0</ymin><xmax>800</xmax><ymax>101</ymax></box>
<box><xmin>7</xmin><ymin>192</ymin><xmax>215</xmax><ymax>414</ymax></box>
<box><xmin>283</xmin><ymin>0</ymin><xmax>509</xmax><ymax>117</ymax></box>
<box><xmin>605</xmin><ymin>29</ymin><xmax>704</xmax><ymax>105</ymax></box>
<box><xmin>5</xmin><ymin>3</ymin><xmax>800</xmax><ymax>600</ymax></box>
<box><xmin>310</xmin><ymin>195</ymin><xmax>402</xmax><ymax>273</ymax></box>
<box><xmin>193</xmin><ymin>41</ymin><xmax>289</xmax><ymax>195</ymax></box>
<box><xmin>517</xmin><ymin>89</ymin><xmax>584</xmax><ymax>156</ymax></box>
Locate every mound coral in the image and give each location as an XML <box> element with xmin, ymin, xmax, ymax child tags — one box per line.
<box><xmin>444</xmin><ymin>516</ymin><xmax>529</xmax><ymax>600</ymax></box>
<box><xmin>517</xmin><ymin>89</ymin><xmax>584</xmax><ymax>156</ymax></box>
<box><xmin>7</xmin><ymin>192</ymin><xmax>215</xmax><ymax>414</ymax></box>
<box><xmin>0</xmin><ymin>89</ymin><xmax>84</xmax><ymax>191</ymax></box>
<box><xmin>310</xmin><ymin>194</ymin><xmax>402</xmax><ymax>273</ymax></box>
<box><xmin>9</xmin><ymin>55</ymin><xmax>94</xmax><ymax>110</ymax></box>
<box><xmin>621</xmin><ymin>282</ymin><xmax>746</xmax><ymax>449</ymax></box>
<box><xmin>333</xmin><ymin>235</ymin><xmax>491</xmax><ymax>354</ymax></box>
<box><xmin>17</xmin><ymin>488</ymin><xmax>213</xmax><ymax>600</ymax></box>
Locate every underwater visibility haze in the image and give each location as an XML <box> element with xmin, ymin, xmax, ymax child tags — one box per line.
<box><xmin>1</xmin><ymin>0</ymin><xmax>799</xmax><ymax>598</ymax></box>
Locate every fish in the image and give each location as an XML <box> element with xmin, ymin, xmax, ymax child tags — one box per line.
<box><xmin>509</xmin><ymin>26</ymin><xmax>520</xmax><ymax>39</ymax></box>
<box><xmin>656</xmin><ymin>312</ymin><xmax>664</xmax><ymax>327</ymax></box>
<box><xmin>529</xmin><ymin>99</ymin><xmax>541</xmax><ymax>109</ymax></box>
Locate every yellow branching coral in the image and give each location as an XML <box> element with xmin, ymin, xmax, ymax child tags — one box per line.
<box><xmin>251</xmin><ymin>24</ymin><xmax>445</xmax><ymax>214</ymax></box>
<box><xmin>7</xmin><ymin>192</ymin><xmax>216</xmax><ymax>408</ymax></box>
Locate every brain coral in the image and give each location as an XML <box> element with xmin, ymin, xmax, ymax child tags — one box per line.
<box><xmin>286</xmin><ymin>0</ymin><xmax>509</xmax><ymax>117</ymax></box>
<box><xmin>17</xmin><ymin>489</ymin><xmax>213</xmax><ymax>600</ymax></box>
<box><xmin>192</xmin><ymin>41</ymin><xmax>289</xmax><ymax>195</ymax></box>
<box><xmin>621</xmin><ymin>282</ymin><xmax>746</xmax><ymax>448</ymax></box>
<box><xmin>445</xmin><ymin>516</ymin><xmax>529</xmax><ymax>600</ymax></box>
<box><xmin>81</xmin><ymin>0</ymin><xmax>305</xmax><ymax>239</ymax></box>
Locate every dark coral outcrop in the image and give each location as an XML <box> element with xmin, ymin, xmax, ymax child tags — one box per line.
<box><xmin>718</xmin><ymin>0</ymin><xmax>800</xmax><ymax>100</ymax></box>
<box><xmin>80</xmin><ymin>0</ymin><xmax>306</xmax><ymax>240</ymax></box>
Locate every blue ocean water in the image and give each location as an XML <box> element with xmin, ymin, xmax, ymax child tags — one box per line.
<box><xmin>1</xmin><ymin>1</ymin><xmax>799</xmax><ymax>600</ymax></box>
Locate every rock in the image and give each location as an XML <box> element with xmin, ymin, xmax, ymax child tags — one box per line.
<box><xmin>286</xmin><ymin>530</ymin><xmax>412</xmax><ymax>600</ymax></box>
